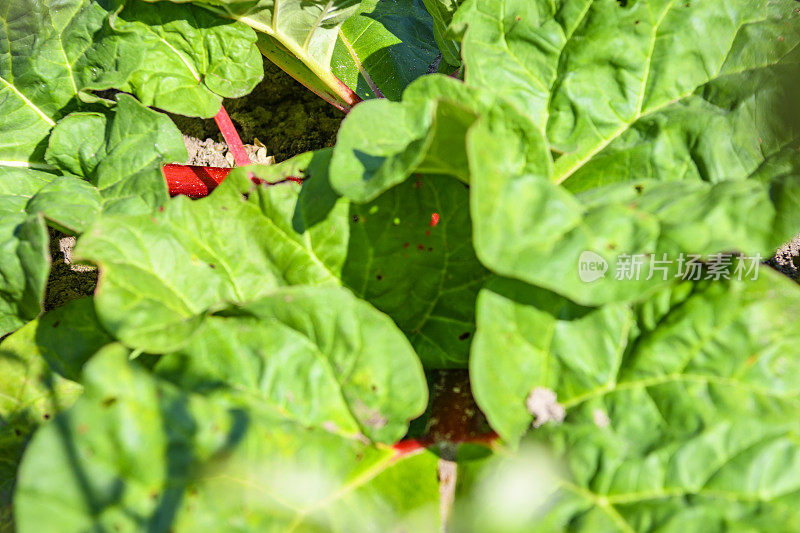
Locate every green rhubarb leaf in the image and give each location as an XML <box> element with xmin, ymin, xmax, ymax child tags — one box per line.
<box><xmin>241</xmin><ymin>156</ymin><xmax>489</xmax><ymax>369</ymax></box>
<box><xmin>158</xmin><ymin>286</ymin><xmax>428</xmax><ymax>443</ymax></box>
<box><xmin>45</xmin><ymin>94</ymin><xmax>186</xmax><ymax>215</ymax></box>
<box><xmin>0</xmin><ymin>212</ymin><xmax>48</xmax><ymax>337</ymax></box>
<box><xmin>74</xmin><ymin>162</ymin><xmax>350</xmax><ymax>352</ymax></box>
<box><xmin>0</xmin><ymin>0</ymin><xmax>142</xmax><ymax>168</ymax></box>
<box><xmin>113</xmin><ymin>0</ymin><xmax>264</xmax><ymax>118</ymax></box>
<box><xmin>0</xmin><ymin>298</ymin><xmax>108</xmax><ymax>529</ymax></box>
<box><xmin>172</xmin><ymin>0</ymin><xmax>363</xmax><ymax>110</ymax></box>
<box><xmin>420</xmin><ymin>0</ymin><xmax>462</xmax><ymax>67</ymax></box>
<box><xmin>0</xmin><ymin>93</ymin><xmax>184</xmax><ymax>334</ymax></box>
<box><xmin>342</xmin><ymin>175</ymin><xmax>489</xmax><ymax>368</ymax></box>
<box><xmin>328</xmin><ymin>0</ymin><xmax>800</xmax><ymax>303</ymax></box>
<box><xmin>331</xmin><ymin>0</ymin><xmax>443</xmax><ymax>100</ymax></box>
<box><xmin>470</xmin><ymin>270</ymin><xmax>800</xmax><ymax>529</ymax></box>
<box><xmin>467</xmin><ymin>104</ymin><xmax>797</xmax><ymax>304</ymax></box>
<box><xmin>330</xmin><ymin>74</ymin><xmax>493</xmax><ymax>201</ymax></box>
<box><xmin>14</xmin><ymin>345</ymin><xmax>439</xmax><ymax>532</ymax></box>
<box><xmin>456</xmin><ymin>0</ymin><xmax>800</xmax><ymax>302</ymax></box>
<box><xmin>452</xmin><ymin>0</ymin><xmax>800</xmax><ymax>184</ymax></box>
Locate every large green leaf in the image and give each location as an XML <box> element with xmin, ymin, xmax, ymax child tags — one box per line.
<box><xmin>0</xmin><ymin>94</ymin><xmax>185</xmax><ymax>333</ymax></box>
<box><xmin>157</xmin><ymin>286</ymin><xmax>429</xmax><ymax>443</ymax></box>
<box><xmin>174</xmin><ymin>0</ymin><xmax>363</xmax><ymax>110</ymax></box>
<box><xmin>0</xmin><ymin>298</ymin><xmax>109</xmax><ymax>530</ymax></box>
<box><xmin>114</xmin><ymin>0</ymin><xmax>264</xmax><ymax>118</ymax></box>
<box><xmin>466</xmin><ymin>104</ymin><xmax>796</xmax><ymax>304</ymax></box>
<box><xmin>329</xmin><ymin>75</ymin><xmax>493</xmax><ymax>201</ymax></box>
<box><xmin>14</xmin><ymin>344</ymin><xmax>439</xmax><ymax>532</ymax></box>
<box><xmin>342</xmin><ymin>175</ymin><xmax>489</xmax><ymax>368</ymax></box>
<box><xmin>45</xmin><ymin>94</ymin><xmax>186</xmax><ymax>215</ymax></box>
<box><xmin>452</xmin><ymin>0</ymin><xmax>800</xmax><ymax>186</ymax></box>
<box><xmin>331</xmin><ymin>0</ymin><xmax>443</xmax><ymax>100</ymax></box>
<box><xmin>74</xmin><ymin>164</ymin><xmax>349</xmax><ymax>352</ymax></box>
<box><xmin>239</xmin><ymin>156</ymin><xmax>488</xmax><ymax>368</ymax></box>
<box><xmin>470</xmin><ymin>270</ymin><xmax>800</xmax><ymax>529</ymax></box>
<box><xmin>0</xmin><ymin>0</ymin><xmax>143</xmax><ymax>168</ymax></box>
<box><xmin>330</xmin><ymin>0</ymin><xmax>800</xmax><ymax>303</ymax></box>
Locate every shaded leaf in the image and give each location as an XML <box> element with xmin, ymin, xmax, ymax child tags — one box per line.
<box><xmin>14</xmin><ymin>345</ymin><xmax>439</xmax><ymax>532</ymax></box>
<box><xmin>0</xmin><ymin>299</ymin><xmax>107</xmax><ymax>529</ymax></box>
<box><xmin>331</xmin><ymin>0</ymin><xmax>442</xmax><ymax>100</ymax></box>
<box><xmin>342</xmin><ymin>175</ymin><xmax>488</xmax><ymax>368</ymax></box>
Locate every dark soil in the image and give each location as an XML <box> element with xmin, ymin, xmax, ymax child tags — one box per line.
<box><xmin>170</xmin><ymin>58</ymin><xmax>344</xmax><ymax>163</ymax></box>
<box><xmin>44</xmin><ymin>229</ymin><xmax>97</xmax><ymax>312</ymax></box>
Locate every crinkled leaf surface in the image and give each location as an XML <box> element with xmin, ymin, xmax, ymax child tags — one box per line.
<box><xmin>342</xmin><ymin>175</ymin><xmax>489</xmax><ymax>368</ymax></box>
<box><xmin>14</xmin><ymin>345</ymin><xmax>439</xmax><ymax>532</ymax></box>
<box><xmin>116</xmin><ymin>0</ymin><xmax>263</xmax><ymax>117</ymax></box>
<box><xmin>0</xmin><ymin>94</ymin><xmax>185</xmax><ymax>332</ymax></box>
<box><xmin>458</xmin><ymin>0</ymin><xmax>800</xmax><ymax>303</ymax></box>
<box><xmin>453</xmin><ymin>0</ymin><xmax>800</xmax><ymax>187</ymax></box>
<box><xmin>471</xmin><ymin>270</ymin><xmax>800</xmax><ymax>529</ymax></box>
<box><xmin>466</xmin><ymin>105</ymin><xmax>796</xmax><ymax>304</ymax></box>
<box><xmin>157</xmin><ymin>286</ymin><xmax>428</xmax><ymax>443</ymax></box>
<box><xmin>331</xmin><ymin>0</ymin><xmax>800</xmax><ymax>303</ymax></box>
<box><xmin>0</xmin><ymin>0</ymin><xmax>141</xmax><ymax>167</ymax></box>
<box><xmin>176</xmin><ymin>0</ymin><xmax>362</xmax><ymax>109</ymax></box>
<box><xmin>330</xmin><ymin>75</ymin><xmax>493</xmax><ymax>201</ymax></box>
<box><xmin>331</xmin><ymin>0</ymin><xmax>443</xmax><ymax>100</ymax></box>
<box><xmin>74</xmin><ymin>166</ymin><xmax>349</xmax><ymax>352</ymax></box>
<box><xmin>45</xmin><ymin>94</ymin><xmax>186</xmax><ymax>215</ymax></box>
<box><xmin>0</xmin><ymin>298</ymin><xmax>109</xmax><ymax>529</ymax></box>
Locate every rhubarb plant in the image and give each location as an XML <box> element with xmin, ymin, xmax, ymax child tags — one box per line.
<box><xmin>3</xmin><ymin>0</ymin><xmax>800</xmax><ymax>531</ymax></box>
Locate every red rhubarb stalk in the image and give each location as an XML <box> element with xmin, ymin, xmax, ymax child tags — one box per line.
<box><xmin>163</xmin><ymin>164</ymin><xmax>230</xmax><ymax>198</ymax></box>
<box><xmin>213</xmin><ymin>104</ymin><xmax>251</xmax><ymax>167</ymax></box>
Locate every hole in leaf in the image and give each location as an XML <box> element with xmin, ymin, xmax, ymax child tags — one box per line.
<box><xmin>459</xmin><ymin>332</ymin><xmax>471</xmax><ymax>341</ymax></box>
